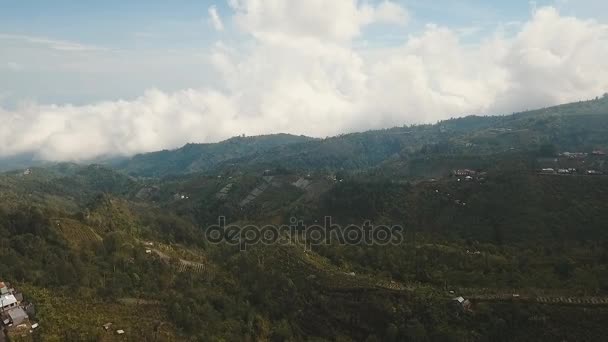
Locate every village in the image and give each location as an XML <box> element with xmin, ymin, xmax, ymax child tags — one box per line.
<box><xmin>538</xmin><ymin>150</ymin><xmax>606</xmax><ymax>175</ymax></box>
<box><xmin>0</xmin><ymin>281</ymin><xmax>38</xmax><ymax>341</ymax></box>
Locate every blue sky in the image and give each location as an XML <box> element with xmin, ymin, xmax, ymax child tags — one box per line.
<box><xmin>1</xmin><ymin>0</ymin><xmax>607</xmax><ymax>161</ymax></box>
<box><xmin>1</xmin><ymin>0</ymin><xmax>223</xmax><ymax>49</ymax></box>
<box><xmin>1</xmin><ymin>0</ymin><xmax>594</xmax><ymax>105</ymax></box>
<box><xmin>2</xmin><ymin>0</ymin><xmax>603</xmax><ymax>52</ymax></box>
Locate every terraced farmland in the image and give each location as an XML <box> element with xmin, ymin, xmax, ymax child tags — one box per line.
<box><xmin>53</xmin><ymin>218</ymin><xmax>101</xmax><ymax>248</ymax></box>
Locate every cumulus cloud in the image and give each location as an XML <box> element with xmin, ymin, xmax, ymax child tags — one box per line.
<box><xmin>208</xmin><ymin>5</ymin><xmax>224</xmax><ymax>31</ymax></box>
<box><xmin>0</xmin><ymin>3</ymin><xmax>607</xmax><ymax>161</ymax></box>
<box><xmin>0</xmin><ymin>89</ymin><xmax>238</xmax><ymax>160</ymax></box>
<box><xmin>229</xmin><ymin>0</ymin><xmax>408</xmax><ymax>42</ymax></box>
<box><xmin>492</xmin><ymin>7</ymin><xmax>608</xmax><ymax>111</ymax></box>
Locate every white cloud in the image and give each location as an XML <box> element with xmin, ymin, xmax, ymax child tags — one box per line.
<box><xmin>0</xmin><ymin>89</ymin><xmax>238</xmax><ymax>160</ymax></box>
<box><xmin>229</xmin><ymin>0</ymin><xmax>408</xmax><ymax>42</ymax></box>
<box><xmin>492</xmin><ymin>6</ymin><xmax>608</xmax><ymax>111</ymax></box>
<box><xmin>208</xmin><ymin>5</ymin><xmax>225</xmax><ymax>31</ymax></box>
<box><xmin>0</xmin><ymin>4</ymin><xmax>607</xmax><ymax>161</ymax></box>
<box><xmin>373</xmin><ymin>1</ymin><xmax>409</xmax><ymax>25</ymax></box>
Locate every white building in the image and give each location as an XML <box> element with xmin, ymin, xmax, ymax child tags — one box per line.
<box><xmin>0</xmin><ymin>294</ymin><xmax>17</xmax><ymax>311</ymax></box>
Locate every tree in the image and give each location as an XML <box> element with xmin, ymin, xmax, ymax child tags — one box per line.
<box><xmin>405</xmin><ymin>319</ymin><xmax>427</xmax><ymax>341</ymax></box>
<box><xmin>539</xmin><ymin>143</ymin><xmax>557</xmax><ymax>157</ymax></box>
<box><xmin>554</xmin><ymin>258</ymin><xmax>575</xmax><ymax>280</ymax></box>
<box><xmin>385</xmin><ymin>323</ymin><xmax>399</xmax><ymax>342</ymax></box>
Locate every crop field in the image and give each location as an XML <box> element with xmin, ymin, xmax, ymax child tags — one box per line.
<box><xmin>54</xmin><ymin>218</ymin><xmax>102</xmax><ymax>249</ymax></box>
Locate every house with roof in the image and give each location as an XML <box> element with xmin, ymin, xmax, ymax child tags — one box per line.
<box><xmin>452</xmin><ymin>296</ymin><xmax>471</xmax><ymax>311</ymax></box>
<box><xmin>0</xmin><ymin>294</ymin><xmax>18</xmax><ymax>312</ymax></box>
<box><xmin>453</xmin><ymin>169</ymin><xmax>477</xmax><ymax>176</ymax></box>
<box><xmin>0</xmin><ymin>280</ymin><xmax>37</xmax><ymax>340</ymax></box>
<box><xmin>7</xmin><ymin>308</ymin><xmax>28</xmax><ymax>326</ymax></box>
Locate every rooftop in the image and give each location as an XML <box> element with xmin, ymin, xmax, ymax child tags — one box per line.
<box><xmin>1</xmin><ymin>294</ymin><xmax>17</xmax><ymax>308</ymax></box>
<box><xmin>453</xmin><ymin>296</ymin><xmax>465</xmax><ymax>303</ymax></box>
<box><xmin>8</xmin><ymin>307</ymin><xmax>27</xmax><ymax>322</ymax></box>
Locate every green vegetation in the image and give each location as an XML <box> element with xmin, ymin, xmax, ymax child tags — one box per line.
<box><xmin>113</xmin><ymin>133</ymin><xmax>315</xmax><ymax>177</ymax></box>
<box><xmin>1</xmin><ymin>98</ymin><xmax>608</xmax><ymax>340</ymax></box>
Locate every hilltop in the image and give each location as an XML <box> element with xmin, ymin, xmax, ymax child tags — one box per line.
<box><xmin>112</xmin><ymin>133</ymin><xmax>316</xmax><ymax>177</ymax></box>
<box><xmin>112</xmin><ymin>96</ymin><xmax>608</xmax><ymax>178</ymax></box>
<box><xmin>2</xmin><ymin>96</ymin><xmax>607</xmax><ymax>177</ymax></box>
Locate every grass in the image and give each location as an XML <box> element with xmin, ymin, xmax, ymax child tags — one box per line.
<box><xmin>20</xmin><ymin>285</ymin><xmax>182</xmax><ymax>341</ymax></box>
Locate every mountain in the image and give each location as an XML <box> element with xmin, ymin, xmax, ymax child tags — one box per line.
<box><xmin>113</xmin><ymin>133</ymin><xmax>316</xmax><ymax>177</ymax></box>
<box><xmin>2</xmin><ymin>98</ymin><xmax>608</xmax><ymax>340</ymax></box>
<box><xmin>0</xmin><ymin>152</ymin><xmax>46</xmax><ymax>172</ymax></box>
<box><xmin>112</xmin><ymin>96</ymin><xmax>608</xmax><ymax>178</ymax></box>
<box><xmin>3</xmin><ymin>97</ymin><xmax>607</xmax><ymax>177</ymax></box>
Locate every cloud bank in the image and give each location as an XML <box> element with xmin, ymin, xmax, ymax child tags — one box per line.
<box><xmin>1</xmin><ymin>2</ymin><xmax>608</xmax><ymax>161</ymax></box>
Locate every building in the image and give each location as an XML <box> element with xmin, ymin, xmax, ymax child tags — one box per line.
<box><xmin>452</xmin><ymin>296</ymin><xmax>471</xmax><ymax>311</ymax></box>
<box><xmin>0</xmin><ymin>283</ymin><xmax>8</xmax><ymax>295</ymax></box>
<box><xmin>7</xmin><ymin>308</ymin><xmax>28</xmax><ymax>326</ymax></box>
<box><xmin>453</xmin><ymin>169</ymin><xmax>477</xmax><ymax>176</ymax></box>
<box><xmin>561</xmin><ymin>152</ymin><xmax>587</xmax><ymax>159</ymax></box>
<box><xmin>0</xmin><ymin>280</ymin><xmax>36</xmax><ymax>340</ymax></box>
<box><xmin>0</xmin><ymin>294</ymin><xmax>17</xmax><ymax>312</ymax></box>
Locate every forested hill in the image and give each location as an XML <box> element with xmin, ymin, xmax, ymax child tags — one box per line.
<box><xmin>112</xmin><ymin>133</ymin><xmax>315</xmax><ymax>177</ymax></box>
<box><xmin>1</xmin><ymin>97</ymin><xmax>607</xmax><ymax>176</ymax></box>
<box><xmin>115</xmin><ymin>96</ymin><xmax>608</xmax><ymax>177</ymax></box>
<box><xmin>2</xmin><ymin>97</ymin><xmax>608</xmax><ymax>340</ymax></box>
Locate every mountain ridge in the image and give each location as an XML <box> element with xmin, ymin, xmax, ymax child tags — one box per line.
<box><xmin>2</xmin><ymin>96</ymin><xmax>607</xmax><ymax>176</ymax></box>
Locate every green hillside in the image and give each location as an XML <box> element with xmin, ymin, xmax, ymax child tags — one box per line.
<box><xmin>114</xmin><ymin>133</ymin><xmax>316</xmax><ymax>177</ymax></box>
<box><xmin>1</xmin><ymin>98</ymin><xmax>608</xmax><ymax>340</ymax></box>
<box><xmin>110</xmin><ymin>97</ymin><xmax>608</xmax><ymax>178</ymax></box>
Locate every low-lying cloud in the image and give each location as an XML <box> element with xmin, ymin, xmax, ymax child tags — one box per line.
<box><xmin>1</xmin><ymin>3</ymin><xmax>607</xmax><ymax>161</ymax></box>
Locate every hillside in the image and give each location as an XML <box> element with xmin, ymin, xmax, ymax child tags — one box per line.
<box><xmin>1</xmin><ymin>98</ymin><xmax>608</xmax><ymax>340</ymax></box>
<box><xmin>113</xmin><ymin>133</ymin><xmax>315</xmax><ymax>177</ymax></box>
<box><xmin>109</xmin><ymin>97</ymin><xmax>608</xmax><ymax>178</ymax></box>
<box><xmin>231</xmin><ymin>97</ymin><xmax>608</xmax><ymax>173</ymax></box>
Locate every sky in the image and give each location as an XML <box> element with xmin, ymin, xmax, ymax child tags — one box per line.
<box><xmin>1</xmin><ymin>0</ymin><xmax>608</xmax><ymax>161</ymax></box>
